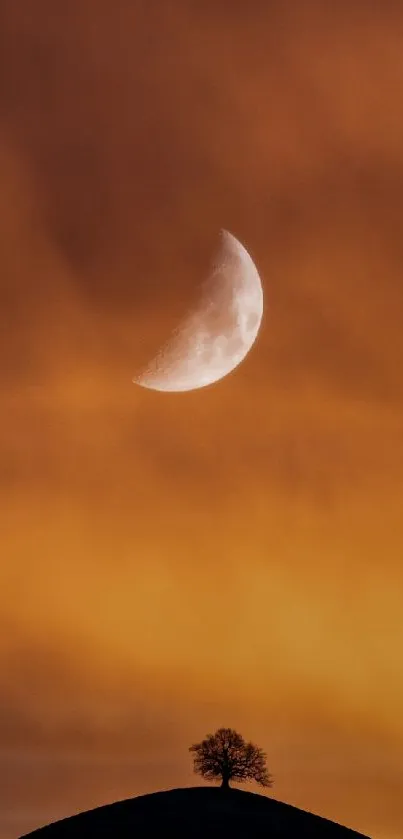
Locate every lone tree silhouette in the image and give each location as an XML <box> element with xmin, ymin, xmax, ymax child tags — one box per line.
<box><xmin>189</xmin><ymin>727</ymin><xmax>273</xmax><ymax>791</ymax></box>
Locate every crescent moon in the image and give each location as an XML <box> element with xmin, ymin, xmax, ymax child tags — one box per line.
<box><xmin>133</xmin><ymin>229</ymin><xmax>264</xmax><ymax>392</ymax></box>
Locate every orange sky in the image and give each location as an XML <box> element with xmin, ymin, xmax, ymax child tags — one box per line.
<box><xmin>1</xmin><ymin>3</ymin><xmax>403</xmax><ymax>838</ymax></box>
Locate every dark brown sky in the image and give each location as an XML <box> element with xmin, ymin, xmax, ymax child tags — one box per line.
<box><xmin>1</xmin><ymin>3</ymin><xmax>403</xmax><ymax>838</ymax></box>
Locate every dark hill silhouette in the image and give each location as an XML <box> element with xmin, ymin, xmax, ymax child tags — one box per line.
<box><xmin>20</xmin><ymin>786</ymin><xmax>371</xmax><ymax>838</ymax></box>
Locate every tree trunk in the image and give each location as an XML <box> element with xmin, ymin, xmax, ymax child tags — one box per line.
<box><xmin>221</xmin><ymin>776</ymin><xmax>230</xmax><ymax>790</ymax></box>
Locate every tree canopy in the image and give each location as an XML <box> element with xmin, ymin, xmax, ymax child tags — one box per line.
<box><xmin>189</xmin><ymin>727</ymin><xmax>273</xmax><ymax>790</ymax></box>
